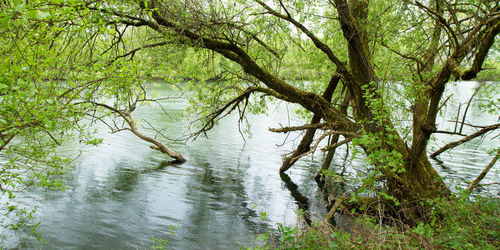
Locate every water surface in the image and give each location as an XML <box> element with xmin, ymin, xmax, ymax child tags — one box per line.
<box><xmin>3</xmin><ymin>81</ymin><xmax>498</xmax><ymax>248</ymax></box>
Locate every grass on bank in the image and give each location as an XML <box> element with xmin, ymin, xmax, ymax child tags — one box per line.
<box><xmin>250</xmin><ymin>193</ymin><xmax>499</xmax><ymax>249</ymax></box>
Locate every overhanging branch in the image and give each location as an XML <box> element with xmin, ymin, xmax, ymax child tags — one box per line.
<box><xmin>254</xmin><ymin>0</ymin><xmax>352</xmax><ymax>79</ymax></box>
<box><xmin>190</xmin><ymin>86</ymin><xmax>291</xmax><ymax>138</ymax></box>
<box><xmin>112</xmin><ymin>41</ymin><xmax>169</xmax><ymax>62</ymax></box>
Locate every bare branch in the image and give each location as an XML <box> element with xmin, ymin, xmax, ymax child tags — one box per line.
<box><xmin>433</xmin><ymin>130</ymin><xmax>466</xmax><ymax>136</ymax></box>
<box><xmin>459</xmin><ymin>82</ymin><xmax>484</xmax><ymax>133</ymax></box>
<box><xmin>380</xmin><ymin>40</ymin><xmax>424</xmax><ymax>65</ymax></box>
<box><xmin>112</xmin><ymin>41</ymin><xmax>169</xmax><ymax>62</ymax></box>
<box><xmin>321</xmin><ymin>138</ymin><xmax>353</xmax><ymax>151</ymax></box>
<box><xmin>278</xmin><ymin>73</ymin><xmax>343</xmax><ymax>172</ymax></box>
<box><xmin>467</xmin><ymin>150</ymin><xmax>499</xmax><ymax>192</ymax></box>
<box><xmin>269</xmin><ymin>123</ymin><xmax>328</xmax><ymax>133</ymax></box>
<box><xmin>431</xmin><ymin>123</ymin><xmax>500</xmax><ymax>157</ymax></box>
<box><xmin>190</xmin><ymin>86</ymin><xmax>290</xmax><ymax>138</ymax></box>
<box><xmin>289</xmin><ymin>130</ymin><xmax>333</xmax><ymax>162</ymax></box>
<box><xmin>87</xmin><ymin>101</ymin><xmax>186</xmax><ymax>162</ymax></box>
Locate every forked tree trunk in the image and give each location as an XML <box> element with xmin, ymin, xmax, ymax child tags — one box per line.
<box><xmin>335</xmin><ymin>0</ymin><xmax>450</xmax><ymax>220</ymax></box>
<box><xmin>394</xmin><ymin>157</ymin><xmax>450</xmax><ymax>222</ymax></box>
<box><xmin>345</xmin><ymin>134</ymin><xmax>450</xmax><ymax>223</ymax></box>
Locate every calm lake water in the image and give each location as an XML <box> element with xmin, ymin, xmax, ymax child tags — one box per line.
<box><xmin>2</xmin><ymin>81</ymin><xmax>498</xmax><ymax>249</ymax></box>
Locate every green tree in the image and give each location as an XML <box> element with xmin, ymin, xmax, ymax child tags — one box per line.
<box><xmin>86</xmin><ymin>0</ymin><xmax>499</xmax><ymax>222</ymax></box>
<box><xmin>0</xmin><ymin>0</ymin><xmax>185</xmax><ymax>233</ymax></box>
<box><xmin>1</xmin><ymin>0</ymin><xmax>499</xmax><ymax>226</ymax></box>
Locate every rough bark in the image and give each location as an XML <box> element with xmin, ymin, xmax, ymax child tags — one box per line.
<box><xmin>334</xmin><ymin>0</ymin><xmax>377</xmax><ymax>123</ymax></box>
<box><xmin>261</xmin><ymin>0</ymin><xmax>453</xmax><ymax>207</ymax></box>
<box><xmin>334</xmin><ymin>1</ymin><xmax>451</xmax><ymax>212</ymax></box>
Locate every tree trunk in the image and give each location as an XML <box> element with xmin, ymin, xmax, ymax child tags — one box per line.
<box><xmin>378</xmin><ymin>139</ymin><xmax>450</xmax><ymax>223</ymax></box>
<box><xmin>335</xmin><ymin>1</ymin><xmax>450</xmax><ymax>215</ymax></box>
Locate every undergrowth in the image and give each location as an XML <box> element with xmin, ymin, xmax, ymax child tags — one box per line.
<box><xmin>250</xmin><ymin>193</ymin><xmax>499</xmax><ymax>249</ymax></box>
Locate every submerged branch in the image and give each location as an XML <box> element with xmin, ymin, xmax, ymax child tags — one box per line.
<box><xmin>126</xmin><ymin>112</ymin><xmax>186</xmax><ymax>163</ymax></box>
<box><xmin>88</xmin><ymin>101</ymin><xmax>186</xmax><ymax>162</ymax></box>
<box><xmin>279</xmin><ymin>73</ymin><xmax>342</xmax><ymax>172</ymax></box>
<box><xmin>467</xmin><ymin>151</ymin><xmax>499</xmax><ymax>192</ymax></box>
<box><xmin>431</xmin><ymin>123</ymin><xmax>500</xmax><ymax>157</ymax></box>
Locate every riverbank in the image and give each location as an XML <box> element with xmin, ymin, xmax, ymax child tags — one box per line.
<box><xmin>252</xmin><ymin>193</ymin><xmax>499</xmax><ymax>249</ymax></box>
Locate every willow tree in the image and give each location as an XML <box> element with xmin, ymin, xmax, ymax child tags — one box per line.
<box><xmin>3</xmin><ymin>0</ymin><xmax>499</xmax><ymax>223</ymax></box>
<box><xmin>102</xmin><ymin>0</ymin><xmax>498</xmax><ymax>216</ymax></box>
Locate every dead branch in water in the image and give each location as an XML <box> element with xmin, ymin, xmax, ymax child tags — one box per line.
<box><xmin>467</xmin><ymin>151</ymin><xmax>499</xmax><ymax>192</ymax></box>
<box><xmin>431</xmin><ymin>123</ymin><xmax>500</xmax><ymax>158</ymax></box>
<box><xmin>88</xmin><ymin>101</ymin><xmax>186</xmax><ymax>163</ymax></box>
